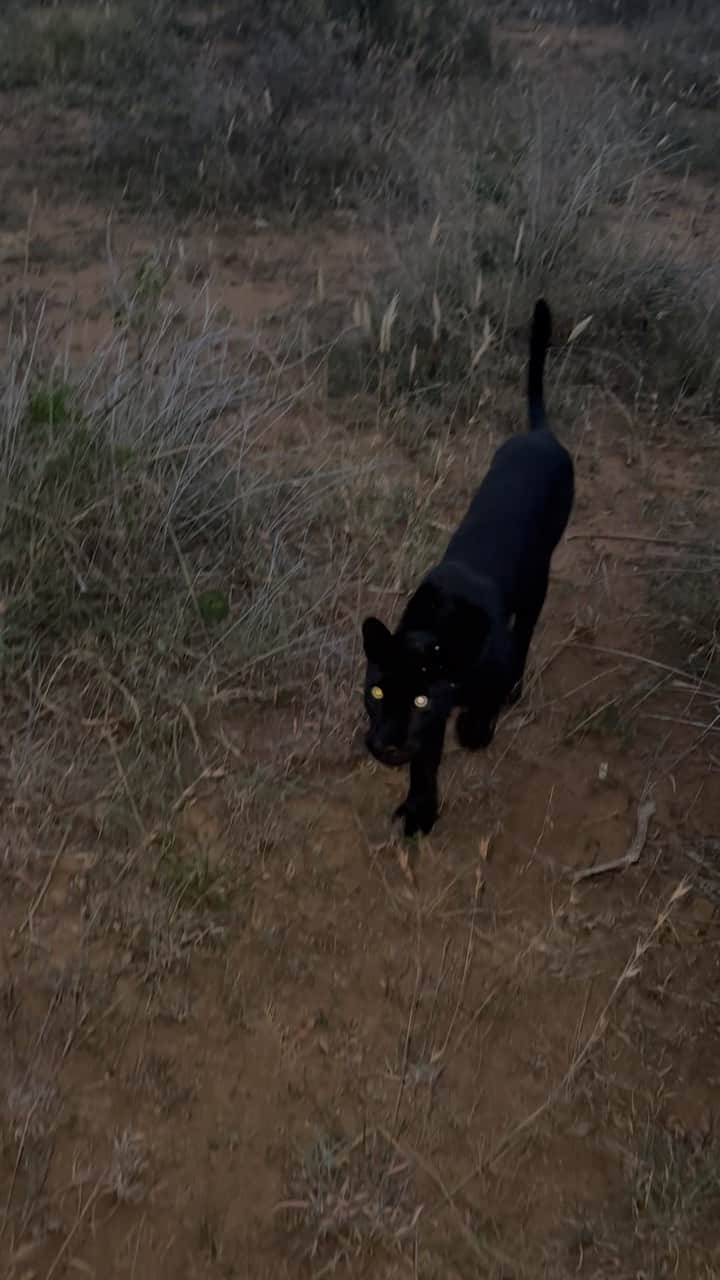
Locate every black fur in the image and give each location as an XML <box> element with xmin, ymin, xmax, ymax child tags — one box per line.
<box><xmin>361</xmin><ymin>299</ymin><xmax>574</xmax><ymax>837</ymax></box>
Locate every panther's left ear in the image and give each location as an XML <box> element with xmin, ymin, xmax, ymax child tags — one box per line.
<box><xmin>362</xmin><ymin>616</ymin><xmax>395</xmax><ymax>665</ymax></box>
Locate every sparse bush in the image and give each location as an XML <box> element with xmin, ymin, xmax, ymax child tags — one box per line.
<box><xmin>227</xmin><ymin>0</ymin><xmax>492</xmax><ymax>77</ymax></box>
<box><xmin>623</xmin><ymin>4</ymin><xmax>720</xmax><ymax>179</ymax></box>
<box><xmin>0</xmin><ymin>6</ymin><xmax>144</xmax><ymax>91</ymax></box>
<box><xmin>335</xmin><ymin>0</ymin><xmax>493</xmax><ymax>77</ymax></box>
<box><xmin>90</xmin><ymin>17</ymin><xmax>425</xmax><ymax>212</ymax></box>
<box><xmin>0</xmin><ymin>2</ymin><xmax>494</xmax><ymax>215</ymax></box>
<box><xmin>0</xmin><ymin>285</ymin><xmax>362</xmax><ymax>726</ymax></box>
<box><xmin>343</xmin><ymin>76</ymin><xmax>720</xmax><ymax>416</ymax></box>
<box><xmin>281</xmin><ymin>1128</ymin><xmax>421</xmax><ymax>1264</ymax></box>
<box><xmin>629</xmin><ymin>1122</ymin><xmax>720</xmax><ymax>1260</ymax></box>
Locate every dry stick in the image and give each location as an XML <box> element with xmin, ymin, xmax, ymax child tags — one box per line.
<box><xmin>180</xmin><ymin>700</ymin><xmax>204</xmax><ymax>761</ymax></box>
<box><xmin>432</xmin><ymin>858</ymin><xmax>485</xmax><ymax>1063</ymax></box>
<box><xmin>0</xmin><ymin>1098</ymin><xmax>42</xmax><ymax>1240</ymax></box>
<box><xmin>489</xmin><ymin>879</ymin><xmax>690</xmax><ymax>1170</ymax></box>
<box><xmin>573</xmin><ymin>795</ymin><xmax>657</xmax><ymax>883</ymax></box>
<box><xmin>443</xmin><ymin>878</ymin><xmax>690</xmax><ymax>1212</ymax></box>
<box><xmin>130</xmin><ymin>1213</ymin><xmax>147</xmax><ymax>1280</ymax></box>
<box><xmin>538</xmin><ymin>663</ymin><xmax>623</xmax><ymax>711</ymax></box>
<box><xmin>45</xmin><ymin>1174</ymin><xmax>106</xmax><ymax>1280</ymax></box>
<box><xmin>568</xmin><ymin>981</ymin><xmax>593</xmax><ymax>1082</ymax></box>
<box><xmin>643</xmin><ymin>713</ymin><xmax>720</xmax><ymax>732</ymax></box>
<box><xmin>168</xmin><ymin>524</ymin><xmax>206</xmax><ymax>636</ymax></box>
<box><xmin>564</xmin><ymin>693</ymin><xmax>621</xmax><ymax>741</ymax></box>
<box><xmin>391</xmin><ymin>955</ymin><xmax>423</xmax><ymax>1136</ymax></box>
<box><xmin>379</xmin><ymin>1128</ymin><xmax>525</xmax><ymax>1278</ymax></box>
<box><xmin>628</xmin><ymin>673</ymin><xmax>671</xmax><ymax>716</ymax></box>
<box><xmin>660</xmin><ymin>710</ymin><xmax>720</xmax><ymax>777</ymax></box>
<box><xmin>451</xmin><ymin>904</ymin><xmax>544</xmax><ymax>1048</ymax></box>
<box><xmin>570</xmin><ymin>641</ymin><xmax>720</xmax><ymax>695</ymax></box>
<box><xmin>568</xmin><ymin>531</ymin><xmax>714</xmax><ymax>550</ymax></box>
<box><xmin>20</xmin><ymin>826</ymin><xmax>71</xmax><ymax>935</ymax></box>
<box><xmin>424</xmin><ymin>938</ymin><xmax>452</xmax><ymax>1036</ymax></box>
<box><xmin>105</xmin><ymin>730</ymin><xmax>146</xmax><ymax>839</ymax></box>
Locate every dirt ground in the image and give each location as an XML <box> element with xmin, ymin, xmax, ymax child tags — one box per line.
<box><xmin>2</xmin><ymin>10</ymin><xmax>720</xmax><ymax>1280</ymax></box>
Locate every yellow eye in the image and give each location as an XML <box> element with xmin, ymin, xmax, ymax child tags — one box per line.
<box><xmin>414</xmin><ymin>694</ymin><xmax>429</xmax><ymax>710</ymax></box>
<box><xmin>370</xmin><ymin>686</ymin><xmax>384</xmax><ymax>701</ymax></box>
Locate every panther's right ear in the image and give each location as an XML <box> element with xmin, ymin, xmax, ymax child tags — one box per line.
<box><xmin>362</xmin><ymin>617</ymin><xmax>394</xmax><ymax>665</ymax></box>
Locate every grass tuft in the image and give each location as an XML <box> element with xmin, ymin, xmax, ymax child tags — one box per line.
<box><xmin>280</xmin><ymin>1127</ymin><xmax>421</xmax><ymax>1264</ymax></box>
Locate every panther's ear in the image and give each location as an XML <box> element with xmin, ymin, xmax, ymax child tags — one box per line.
<box><xmin>362</xmin><ymin>616</ymin><xmax>394</xmax><ymax>665</ymax></box>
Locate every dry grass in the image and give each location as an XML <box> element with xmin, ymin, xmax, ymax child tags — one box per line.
<box><xmin>279</xmin><ymin>1127</ymin><xmax>421</xmax><ymax>1268</ymax></box>
<box><xmin>317</xmin><ymin>71</ymin><xmax>720</xmax><ymax>420</ymax></box>
<box><xmin>652</xmin><ymin>545</ymin><xmax>720</xmax><ymax>670</ymax></box>
<box><xmin>0</xmin><ymin>1</ymin><xmax>492</xmax><ymax>215</ymax></box>
<box><xmin>4</xmin><ymin>3</ymin><xmax>720</xmax><ymax>412</ymax></box>
<box><xmin>625</xmin><ymin>4</ymin><xmax>720</xmax><ymax>179</ymax></box>
<box><xmin>553</xmin><ymin>1115</ymin><xmax>720</xmax><ymax>1276</ymax></box>
<box><xmin>0</xmin><ymin>260</ymin><xmax>381</xmax><ymax>823</ymax></box>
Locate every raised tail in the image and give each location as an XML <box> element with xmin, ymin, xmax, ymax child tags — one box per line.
<box><xmin>527</xmin><ymin>298</ymin><xmax>551</xmax><ymax>431</ymax></box>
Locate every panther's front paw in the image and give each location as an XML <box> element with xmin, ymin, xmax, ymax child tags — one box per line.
<box><xmin>456</xmin><ymin>709</ymin><xmax>497</xmax><ymax>751</ymax></box>
<box><xmin>393</xmin><ymin>794</ymin><xmax>437</xmax><ymax>838</ymax></box>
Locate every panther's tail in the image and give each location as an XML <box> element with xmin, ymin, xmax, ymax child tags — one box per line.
<box><xmin>527</xmin><ymin>298</ymin><xmax>551</xmax><ymax>431</ymax></box>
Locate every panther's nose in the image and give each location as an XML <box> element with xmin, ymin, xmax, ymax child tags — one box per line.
<box><xmin>366</xmin><ymin>733</ymin><xmax>407</xmax><ymax>768</ymax></box>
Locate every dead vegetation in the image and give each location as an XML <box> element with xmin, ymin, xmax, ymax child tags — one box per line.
<box><xmin>279</xmin><ymin>1127</ymin><xmax>421</xmax><ymax>1267</ymax></box>
<box><xmin>1</xmin><ymin>2</ymin><xmax>720</xmax><ymax>1278</ymax></box>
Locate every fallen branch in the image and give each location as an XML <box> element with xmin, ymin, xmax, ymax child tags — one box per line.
<box><xmin>573</xmin><ymin>796</ymin><xmax>656</xmax><ymax>883</ymax></box>
<box><xmin>20</xmin><ymin>826</ymin><xmax>71</xmax><ymax>934</ymax></box>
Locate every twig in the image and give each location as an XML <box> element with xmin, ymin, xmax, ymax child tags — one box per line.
<box><xmin>432</xmin><ymin>856</ymin><xmax>486</xmax><ymax>1063</ymax></box>
<box><xmin>487</xmin><ymin>879</ymin><xmax>689</xmax><ymax>1170</ymax></box>
<box><xmin>379</xmin><ymin>1127</ymin><xmax>525</xmax><ymax>1276</ymax></box>
<box><xmin>565</xmin><ymin>694</ymin><xmax>620</xmax><ymax>741</ymax></box>
<box><xmin>537</xmin><ymin>664</ymin><xmax>622</xmax><ymax>712</ymax></box>
<box><xmin>662</xmin><ymin>711</ymin><xmax>720</xmax><ymax>777</ymax></box>
<box><xmin>570</xmin><ymin>642</ymin><xmax>720</xmax><ymax>695</ymax></box>
<box><xmin>20</xmin><ymin>827</ymin><xmax>71</xmax><ymax>934</ymax></box>
<box><xmin>443</xmin><ymin>879</ymin><xmax>690</xmax><ymax>1208</ymax></box>
<box><xmin>574</xmin><ymin>795</ymin><xmax>656</xmax><ymax>882</ymax></box>
<box><xmin>105</xmin><ymin>731</ymin><xmax>146</xmax><ymax>839</ymax></box>
<box><xmin>45</xmin><ymin>1173</ymin><xmax>106</xmax><ymax>1279</ymax></box>
<box><xmin>0</xmin><ymin>1098</ymin><xmax>42</xmax><ymax>1239</ymax></box>
<box><xmin>391</xmin><ymin>956</ymin><xmax>423</xmax><ymax>1136</ymax></box>
<box><xmin>642</xmin><ymin>713</ymin><xmax>720</xmax><ymax>732</ymax></box>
